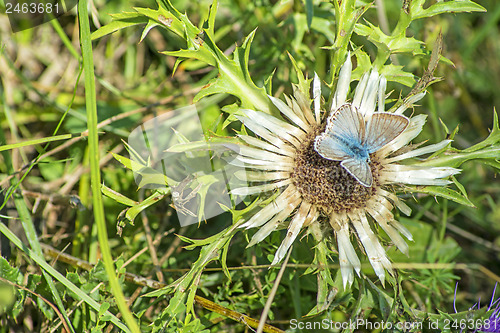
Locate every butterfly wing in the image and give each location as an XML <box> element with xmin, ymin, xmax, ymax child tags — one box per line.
<box><xmin>364</xmin><ymin>112</ymin><xmax>409</xmax><ymax>153</ymax></box>
<box><xmin>314</xmin><ymin>135</ymin><xmax>351</xmax><ymax>160</ymax></box>
<box><xmin>314</xmin><ymin>104</ymin><xmax>365</xmax><ymax>161</ymax></box>
<box><xmin>326</xmin><ymin>104</ymin><xmax>366</xmax><ymax>141</ymax></box>
<box><xmin>341</xmin><ymin>158</ymin><xmax>373</xmax><ymax>187</ymax></box>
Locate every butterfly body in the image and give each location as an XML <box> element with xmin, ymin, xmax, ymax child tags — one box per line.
<box><xmin>314</xmin><ymin>104</ymin><xmax>409</xmax><ymax>187</ymax></box>
<box><xmin>330</xmin><ymin>133</ymin><xmax>370</xmax><ymax>162</ymax></box>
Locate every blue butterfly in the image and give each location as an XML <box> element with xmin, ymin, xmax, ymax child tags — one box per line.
<box><xmin>314</xmin><ymin>104</ymin><xmax>409</xmax><ymax>187</ymax></box>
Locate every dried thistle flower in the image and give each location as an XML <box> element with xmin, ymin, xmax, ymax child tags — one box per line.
<box><xmin>230</xmin><ymin>54</ymin><xmax>460</xmax><ymax>286</ymax></box>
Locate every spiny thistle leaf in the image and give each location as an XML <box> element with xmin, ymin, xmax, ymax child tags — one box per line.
<box><xmin>410</xmin><ymin>0</ymin><xmax>486</xmax><ymax>20</ymax></box>
<box><xmin>355</xmin><ymin>22</ymin><xmax>424</xmax><ymax>55</ymax></box>
<box><xmin>288</xmin><ymin>52</ymin><xmax>313</xmax><ymax>100</ymax></box>
<box><xmin>381</xmin><ymin>64</ymin><xmax>416</xmax><ymax>87</ymax></box>
<box><xmin>188</xmin><ymin>29</ymin><xmax>272</xmax><ymax>115</ymax></box>
<box><xmin>90</xmin><ymin>12</ymin><xmax>148</xmax><ymax>40</ymax></box>
<box><xmin>465</xmin><ymin>109</ymin><xmax>500</xmax><ymax>152</ymax></box>
<box><xmin>93</xmin><ymin>0</ymin><xmax>274</xmax><ymax>115</ymax></box>
<box><xmin>101</xmin><ymin>185</ymin><xmax>138</xmax><ymax>207</ymax></box>
<box><xmin>406</xmin><ymin>185</ymin><xmax>475</xmax><ymax>208</ymax></box>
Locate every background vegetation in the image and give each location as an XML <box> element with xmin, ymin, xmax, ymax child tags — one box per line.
<box><xmin>0</xmin><ymin>0</ymin><xmax>499</xmax><ymax>332</ymax></box>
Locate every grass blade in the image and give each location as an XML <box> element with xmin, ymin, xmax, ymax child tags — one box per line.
<box><xmin>78</xmin><ymin>1</ymin><xmax>141</xmax><ymax>332</ymax></box>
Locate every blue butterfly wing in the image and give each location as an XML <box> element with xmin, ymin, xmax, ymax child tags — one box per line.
<box><xmin>314</xmin><ymin>135</ymin><xmax>351</xmax><ymax>160</ymax></box>
<box><xmin>365</xmin><ymin>112</ymin><xmax>409</xmax><ymax>153</ymax></box>
<box><xmin>341</xmin><ymin>157</ymin><xmax>373</xmax><ymax>187</ymax></box>
<box><xmin>314</xmin><ymin>104</ymin><xmax>365</xmax><ymax>160</ymax></box>
<box><xmin>326</xmin><ymin>104</ymin><xmax>365</xmax><ymax>142</ymax></box>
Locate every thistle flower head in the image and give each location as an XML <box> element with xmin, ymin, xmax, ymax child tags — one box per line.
<box><xmin>456</xmin><ymin>283</ymin><xmax>500</xmax><ymax>333</ymax></box>
<box><xmin>231</xmin><ymin>54</ymin><xmax>460</xmax><ymax>287</ymax></box>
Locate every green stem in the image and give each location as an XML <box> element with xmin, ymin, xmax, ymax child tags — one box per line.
<box><xmin>307</xmin><ymin>222</ymin><xmax>335</xmax><ymax>314</ymax></box>
<box><xmin>373</xmin><ymin>48</ymin><xmax>390</xmax><ymax>70</ymax></box>
<box><xmin>0</xmin><ymin>133</ymin><xmax>83</xmax><ymax>152</ymax></box>
<box><xmin>50</xmin><ymin>18</ymin><xmax>81</xmax><ymax>61</ymax></box>
<box><xmin>160</xmin><ymin>221</ymin><xmax>242</xmax><ymax>318</ymax></box>
<box><xmin>328</xmin><ymin>0</ymin><xmax>370</xmax><ymax>105</ymax></box>
<box><xmin>78</xmin><ymin>2</ymin><xmax>141</xmax><ymax>332</ymax></box>
<box><xmin>392</xmin><ymin>5</ymin><xmax>412</xmax><ymax>37</ymax></box>
<box><xmin>330</xmin><ymin>0</ymin><xmax>355</xmax><ymax>78</ymax></box>
<box><xmin>415</xmin><ymin>146</ymin><xmax>500</xmax><ymax>168</ymax></box>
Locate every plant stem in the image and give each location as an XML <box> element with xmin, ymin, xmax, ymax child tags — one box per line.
<box><xmin>78</xmin><ymin>1</ymin><xmax>141</xmax><ymax>332</ymax></box>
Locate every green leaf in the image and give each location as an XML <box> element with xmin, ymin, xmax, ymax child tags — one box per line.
<box><xmin>134</xmin><ymin>6</ymin><xmax>194</xmax><ymax>39</ymax></box>
<box><xmin>140</xmin><ymin>20</ymin><xmax>160</xmax><ymax>43</ymax></box>
<box><xmin>264</xmin><ymin>69</ymin><xmax>276</xmax><ymax>95</ymax></box>
<box><xmin>192</xmin><ymin>174</ymin><xmax>221</xmax><ymax>223</ymax></box>
<box><xmin>451</xmin><ymin>176</ymin><xmax>471</xmax><ymax>203</ymax></box>
<box><xmin>91</xmin><ymin>12</ymin><xmax>148</xmax><ymax>40</ymax></box>
<box><xmin>123</xmin><ymin>191</ymin><xmax>168</xmax><ymax>225</ymax></box>
<box><xmin>122</xmin><ymin>140</ymin><xmax>147</xmax><ymax>165</ymax></box>
<box><xmin>411</xmin><ymin>0</ymin><xmax>486</xmax><ymax>21</ymax></box>
<box><xmin>405</xmin><ymin>185</ymin><xmax>475</xmax><ymax>207</ymax></box>
<box><xmin>136</xmin><ymin>167</ymin><xmax>174</xmax><ymax>189</ymax></box>
<box><xmin>465</xmin><ymin>110</ymin><xmax>500</xmax><ymax>152</ymax></box>
<box><xmin>416</xmin><ymin>111</ymin><xmax>500</xmax><ymax>168</ymax></box>
<box><xmin>305</xmin><ymin>0</ymin><xmax>313</xmax><ymax>30</ymax></box>
<box><xmin>101</xmin><ymin>185</ymin><xmax>138</xmax><ymax>206</ymax></box>
<box><xmin>220</xmin><ymin>239</ymin><xmax>231</xmax><ymax>280</ymax></box>
<box><xmin>0</xmin><ymin>258</ymin><xmax>24</xmax><ymax>316</ymax></box>
<box><xmin>0</xmin><ymin>257</ymin><xmax>23</xmax><ymax>284</ymax></box>
<box><xmin>191</xmin><ymin>29</ymin><xmax>273</xmax><ymax>115</ymax></box>
<box><xmin>166</xmin><ymin>141</ymin><xmax>210</xmax><ymax>153</ymax></box>
<box><xmin>112</xmin><ymin>152</ymin><xmax>145</xmax><ymax>172</ymax></box>
<box><xmin>156</xmin><ymin>0</ymin><xmax>200</xmax><ymax>38</ymax></box>
<box><xmin>351</xmin><ymin>49</ymin><xmax>372</xmax><ymax>80</ymax></box>
<box><xmin>288</xmin><ymin>52</ymin><xmax>312</xmax><ymax>99</ymax></box>
<box><xmin>355</xmin><ymin>22</ymin><xmax>424</xmax><ymax>56</ymax></box>
<box><xmin>417</xmin><ymin>146</ymin><xmax>500</xmax><ymax>168</ymax></box>
<box><xmin>206</xmin><ymin>0</ymin><xmax>218</xmax><ymax>37</ymax></box>
<box><xmin>112</xmin><ymin>150</ymin><xmax>175</xmax><ymax>189</ymax></box>
<box><xmin>366</xmin><ymin>278</ymin><xmax>393</xmax><ymax>321</ymax></box>
<box><xmin>163</xmin><ymin>48</ymin><xmax>216</xmax><ymax>67</ymax></box>
<box><xmin>380</xmin><ymin>64</ymin><xmax>416</xmax><ymax>87</ymax></box>
<box><xmin>479</xmin><ymin>159</ymin><xmax>500</xmax><ymax>170</ymax></box>
<box><xmin>98</xmin><ymin>302</ymin><xmax>110</xmax><ymax>318</ymax></box>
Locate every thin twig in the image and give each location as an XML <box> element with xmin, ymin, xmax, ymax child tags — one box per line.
<box><xmin>257</xmin><ymin>247</ymin><xmax>292</xmax><ymax>333</ymax></box>
<box><xmin>139</xmin><ymin>188</ymin><xmax>164</xmax><ymax>283</ymax></box>
<box><xmin>117</xmin><ymin>229</ymin><xmax>174</xmax><ymax>269</ymax></box>
<box><xmin>159</xmin><ymin>227</ymin><xmax>185</xmax><ymax>266</ymax></box>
